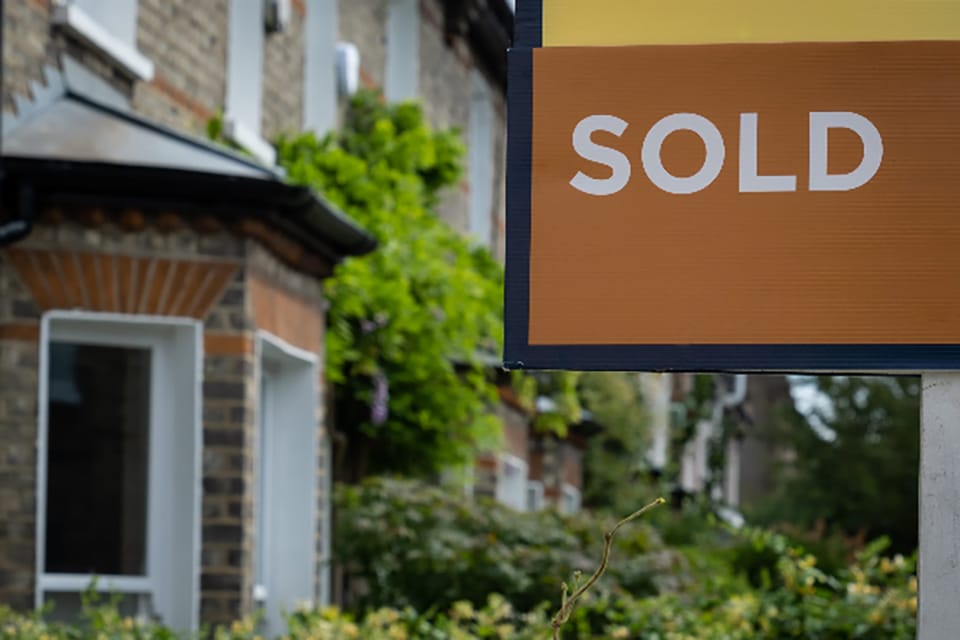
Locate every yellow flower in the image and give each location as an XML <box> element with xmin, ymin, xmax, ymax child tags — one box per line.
<box><xmin>909</xmin><ymin>576</ymin><xmax>918</xmax><ymax>593</ymax></box>
<box><xmin>387</xmin><ymin>623</ymin><xmax>408</xmax><ymax>640</ymax></box>
<box><xmin>869</xmin><ymin>609</ymin><xmax>885</xmax><ymax>625</ymax></box>
<box><xmin>450</xmin><ymin>601</ymin><xmax>475</xmax><ymax>621</ymax></box>
<box><xmin>610</xmin><ymin>626</ymin><xmax>630</xmax><ymax>639</ymax></box>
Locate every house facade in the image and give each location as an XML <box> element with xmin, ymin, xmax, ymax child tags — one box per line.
<box><xmin>0</xmin><ymin>0</ymin><xmax>378</xmax><ymax>634</ymax></box>
<box><xmin>1</xmin><ymin>0</ymin><xmax>514</xmax><ymax>631</ymax></box>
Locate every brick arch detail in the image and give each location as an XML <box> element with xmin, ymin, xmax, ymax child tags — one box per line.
<box><xmin>4</xmin><ymin>248</ymin><xmax>239</xmax><ymax>319</ymax></box>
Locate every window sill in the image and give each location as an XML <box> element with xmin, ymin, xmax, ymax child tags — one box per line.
<box><xmin>40</xmin><ymin>573</ymin><xmax>151</xmax><ymax>594</ymax></box>
<box><xmin>224</xmin><ymin>115</ymin><xmax>277</xmax><ymax>166</ymax></box>
<box><xmin>52</xmin><ymin>3</ymin><xmax>154</xmax><ymax>81</ymax></box>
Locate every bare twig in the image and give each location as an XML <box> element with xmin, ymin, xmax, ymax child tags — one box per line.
<box><xmin>551</xmin><ymin>497</ymin><xmax>667</xmax><ymax>640</ymax></box>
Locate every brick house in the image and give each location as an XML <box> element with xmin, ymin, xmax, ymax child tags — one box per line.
<box><xmin>474</xmin><ymin>380</ymin><xmax>592</xmax><ymax>515</ymax></box>
<box><xmin>0</xmin><ymin>0</ymin><xmax>386</xmax><ymax>634</ymax></box>
<box><xmin>1</xmin><ymin>0</ymin><xmax>516</xmax><ymax>632</ymax></box>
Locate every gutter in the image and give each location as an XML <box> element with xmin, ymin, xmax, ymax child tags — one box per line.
<box><xmin>0</xmin><ymin>156</ymin><xmax>376</xmax><ymax>264</ymax></box>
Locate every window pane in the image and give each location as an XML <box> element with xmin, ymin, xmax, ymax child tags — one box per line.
<box><xmin>45</xmin><ymin>343</ymin><xmax>151</xmax><ymax>575</ymax></box>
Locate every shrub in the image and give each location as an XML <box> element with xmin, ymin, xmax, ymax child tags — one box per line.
<box><xmin>333</xmin><ymin>477</ymin><xmax>667</xmax><ymax>613</ymax></box>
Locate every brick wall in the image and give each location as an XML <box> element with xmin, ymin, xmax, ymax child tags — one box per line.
<box><xmin>262</xmin><ymin>5</ymin><xmax>306</xmax><ymax>139</ymax></box>
<box><xmin>133</xmin><ymin>0</ymin><xmax>228</xmax><ymax>134</ymax></box>
<box><xmin>418</xmin><ymin>0</ymin><xmax>472</xmax><ymax>234</ymax></box>
<box><xmin>0</xmin><ymin>251</ymin><xmax>41</xmax><ymax>610</ymax></box>
<box><xmin>338</xmin><ymin>0</ymin><xmax>388</xmax><ymax>89</ymax></box>
<box><xmin>202</xmin><ymin>264</ymin><xmax>255</xmax><ymax>624</ymax></box>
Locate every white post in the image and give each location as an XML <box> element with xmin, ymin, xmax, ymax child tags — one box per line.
<box><xmin>919</xmin><ymin>373</ymin><xmax>960</xmax><ymax>638</ymax></box>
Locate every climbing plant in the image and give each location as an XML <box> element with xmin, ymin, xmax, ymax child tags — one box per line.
<box><xmin>273</xmin><ymin>91</ymin><xmax>505</xmax><ymax>477</ymax></box>
<box><xmin>263</xmin><ymin>91</ymin><xmax>577</xmax><ymax>479</ymax></box>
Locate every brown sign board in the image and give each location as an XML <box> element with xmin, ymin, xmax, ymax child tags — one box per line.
<box><xmin>504</xmin><ymin>37</ymin><xmax>960</xmax><ymax>371</ymax></box>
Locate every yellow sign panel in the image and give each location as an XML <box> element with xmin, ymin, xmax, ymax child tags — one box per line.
<box><xmin>529</xmin><ymin>0</ymin><xmax>960</xmax><ymax>46</ymax></box>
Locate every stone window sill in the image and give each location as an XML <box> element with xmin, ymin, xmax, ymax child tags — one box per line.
<box><xmin>223</xmin><ymin>115</ymin><xmax>277</xmax><ymax>166</ymax></box>
<box><xmin>52</xmin><ymin>3</ymin><xmax>154</xmax><ymax>81</ymax></box>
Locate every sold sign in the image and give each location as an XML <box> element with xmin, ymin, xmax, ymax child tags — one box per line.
<box><xmin>571</xmin><ymin>111</ymin><xmax>883</xmax><ymax>196</ymax></box>
<box><xmin>505</xmin><ymin>33</ymin><xmax>960</xmax><ymax>371</ymax></box>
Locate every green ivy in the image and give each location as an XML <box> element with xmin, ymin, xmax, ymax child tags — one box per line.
<box><xmin>274</xmin><ymin>91</ymin><xmax>505</xmax><ymax>476</ymax></box>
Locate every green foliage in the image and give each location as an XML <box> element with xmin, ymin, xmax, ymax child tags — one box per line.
<box><xmin>333</xmin><ymin>477</ymin><xmax>667</xmax><ymax>614</ymax></box>
<box><xmin>577</xmin><ymin>372</ymin><xmax>652</xmax><ymax>513</ymax></box>
<box><xmin>331</xmin><ymin>477</ymin><xmax>916</xmax><ymax>639</ymax></box>
<box><xmin>274</xmin><ymin>91</ymin><xmax>504</xmax><ymax>476</ymax></box>
<box><xmin>754</xmin><ymin>376</ymin><xmax>920</xmax><ymax>552</ymax></box>
<box><xmin>4</xmin><ymin>522</ymin><xmax>916</xmax><ymax>640</ymax></box>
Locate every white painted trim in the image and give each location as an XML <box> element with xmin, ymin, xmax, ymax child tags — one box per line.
<box><xmin>42</xmin><ymin>309</ymin><xmax>200</xmax><ymax>328</ymax></box>
<box><xmin>254</xmin><ymin>331</ymin><xmax>320</xmax><ymax>635</ymax></box>
<box><xmin>318</xmin><ymin>436</ymin><xmax>333</xmax><ymax>606</ymax></box>
<box><xmin>385</xmin><ymin>0</ymin><xmax>420</xmax><ymax>101</ymax></box>
<box><xmin>34</xmin><ymin>316</ymin><xmax>50</xmax><ymax>611</ymax></box>
<box><xmin>52</xmin><ymin>3</ymin><xmax>154</xmax><ymax>81</ymax></box>
<box><xmin>40</xmin><ymin>574</ymin><xmax>152</xmax><ymax>593</ymax></box>
<box><xmin>35</xmin><ymin>311</ymin><xmax>202</xmax><ymax>630</ymax></box>
<box><xmin>561</xmin><ymin>483</ymin><xmax>582</xmax><ymax>515</ymax></box>
<box><xmin>224</xmin><ymin>115</ymin><xmax>277</xmax><ymax>166</ymax></box>
<box><xmin>526</xmin><ymin>479</ymin><xmax>545</xmax><ymax>512</ymax></box>
<box><xmin>259</xmin><ymin>331</ymin><xmax>320</xmax><ymax>366</ymax></box>
<box><xmin>495</xmin><ymin>452</ymin><xmax>529</xmax><ymax>511</ymax></box>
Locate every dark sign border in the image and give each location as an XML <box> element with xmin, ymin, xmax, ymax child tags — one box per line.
<box><xmin>503</xmin><ymin>47</ymin><xmax>960</xmax><ymax>373</ymax></box>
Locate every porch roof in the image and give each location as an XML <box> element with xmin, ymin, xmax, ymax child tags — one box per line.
<box><xmin>0</xmin><ymin>69</ymin><xmax>376</xmax><ymax>271</ymax></box>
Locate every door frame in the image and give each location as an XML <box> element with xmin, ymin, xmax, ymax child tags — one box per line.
<box><xmin>254</xmin><ymin>331</ymin><xmax>321</xmax><ymax>635</ymax></box>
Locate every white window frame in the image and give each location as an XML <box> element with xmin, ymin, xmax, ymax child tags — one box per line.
<box><xmin>254</xmin><ymin>331</ymin><xmax>321</xmax><ymax>636</ymax></box>
<box><xmin>526</xmin><ymin>480</ymin><xmax>545</xmax><ymax>512</ymax></box>
<box><xmin>468</xmin><ymin>71</ymin><xmax>493</xmax><ymax>247</ymax></box>
<box><xmin>561</xmin><ymin>483</ymin><xmax>582</xmax><ymax>515</ymax></box>
<box><xmin>495</xmin><ymin>452</ymin><xmax>529</xmax><ymax>511</ymax></box>
<box><xmin>384</xmin><ymin>0</ymin><xmax>420</xmax><ymax>101</ymax></box>
<box><xmin>303</xmin><ymin>0</ymin><xmax>338</xmax><ymax>133</ymax></box>
<box><xmin>225</xmin><ymin>0</ymin><xmax>275</xmax><ymax>165</ymax></box>
<box><xmin>52</xmin><ymin>0</ymin><xmax>154</xmax><ymax>81</ymax></box>
<box><xmin>35</xmin><ymin>311</ymin><xmax>202</xmax><ymax>630</ymax></box>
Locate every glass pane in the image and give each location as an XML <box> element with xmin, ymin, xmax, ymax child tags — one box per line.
<box><xmin>45</xmin><ymin>343</ymin><xmax>151</xmax><ymax>575</ymax></box>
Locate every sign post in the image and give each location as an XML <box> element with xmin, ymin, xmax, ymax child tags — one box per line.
<box><xmin>919</xmin><ymin>374</ymin><xmax>960</xmax><ymax>637</ymax></box>
<box><xmin>506</xmin><ymin>2</ymin><xmax>960</xmax><ymax>635</ymax></box>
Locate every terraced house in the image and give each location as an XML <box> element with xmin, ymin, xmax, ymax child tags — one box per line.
<box><xmin>0</xmin><ymin>0</ymin><xmax>523</xmax><ymax>634</ymax></box>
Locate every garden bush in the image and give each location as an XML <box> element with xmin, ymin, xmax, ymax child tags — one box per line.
<box><xmin>333</xmin><ymin>477</ymin><xmax>668</xmax><ymax>614</ymax></box>
<box><xmin>2</xmin><ymin>480</ymin><xmax>915</xmax><ymax>639</ymax></box>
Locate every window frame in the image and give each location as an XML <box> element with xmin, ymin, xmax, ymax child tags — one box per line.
<box><xmin>253</xmin><ymin>331</ymin><xmax>322</xmax><ymax>636</ymax></box>
<box><xmin>468</xmin><ymin>70</ymin><xmax>494</xmax><ymax>247</ymax></box>
<box><xmin>52</xmin><ymin>0</ymin><xmax>154</xmax><ymax>81</ymax></box>
<box><xmin>384</xmin><ymin>0</ymin><xmax>420</xmax><ymax>102</ymax></box>
<box><xmin>35</xmin><ymin>311</ymin><xmax>202</xmax><ymax>629</ymax></box>
<box><xmin>495</xmin><ymin>452</ymin><xmax>529</xmax><ymax>511</ymax></box>
<box><xmin>561</xmin><ymin>483</ymin><xmax>582</xmax><ymax>515</ymax></box>
<box><xmin>224</xmin><ymin>0</ymin><xmax>275</xmax><ymax>165</ymax></box>
<box><xmin>525</xmin><ymin>479</ymin><xmax>545</xmax><ymax>512</ymax></box>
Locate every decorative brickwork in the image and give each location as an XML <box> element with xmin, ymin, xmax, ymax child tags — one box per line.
<box><xmin>4</xmin><ymin>248</ymin><xmax>238</xmax><ymax>318</ymax></box>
